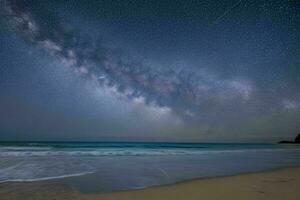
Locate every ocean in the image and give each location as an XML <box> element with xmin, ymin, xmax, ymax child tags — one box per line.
<box><xmin>0</xmin><ymin>142</ymin><xmax>300</xmax><ymax>192</ymax></box>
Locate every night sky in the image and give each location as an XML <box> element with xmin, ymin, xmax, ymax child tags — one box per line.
<box><xmin>0</xmin><ymin>0</ymin><xmax>299</xmax><ymax>142</ymax></box>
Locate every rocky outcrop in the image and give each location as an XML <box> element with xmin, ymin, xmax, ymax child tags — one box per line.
<box><xmin>295</xmin><ymin>134</ymin><xmax>300</xmax><ymax>143</ymax></box>
<box><xmin>279</xmin><ymin>134</ymin><xmax>300</xmax><ymax>144</ymax></box>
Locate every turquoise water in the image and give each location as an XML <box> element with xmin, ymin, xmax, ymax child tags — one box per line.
<box><xmin>1</xmin><ymin>142</ymin><xmax>300</xmax><ymax>192</ymax></box>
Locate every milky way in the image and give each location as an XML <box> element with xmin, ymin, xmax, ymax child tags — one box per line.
<box><xmin>1</xmin><ymin>0</ymin><xmax>299</xmax><ymax>141</ymax></box>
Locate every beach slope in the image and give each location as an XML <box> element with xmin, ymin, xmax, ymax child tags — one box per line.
<box><xmin>0</xmin><ymin>167</ymin><xmax>299</xmax><ymax>200</ymax></box>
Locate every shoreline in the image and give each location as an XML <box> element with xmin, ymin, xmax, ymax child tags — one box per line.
<box><xmin>1</xmin><ymin>165</ymin><xmax>298</xmax><ymax>188</ymax></box>
<box><xmin>1</xmin><ymin>166</ymin><xmax>300</xmax><ymax>199</ymax></box>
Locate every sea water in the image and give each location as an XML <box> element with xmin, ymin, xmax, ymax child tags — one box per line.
<box><xmin>0</xmin><ymin>142</ymin><xmax>300</xmax><ymax>192</ymax></box>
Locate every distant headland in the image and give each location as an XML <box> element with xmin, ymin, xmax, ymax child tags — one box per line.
<box><xmin>279</xmin><ymin>134</ymin><xmax>300</xmax><ymax>144</ymax></box>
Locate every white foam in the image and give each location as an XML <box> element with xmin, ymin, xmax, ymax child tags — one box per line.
<box><xmin>0</xmin><ymin>171</ymin><xmax>94</xmax><ymax>183</ymax></box>
<box><xmin>0</xmin><ymin>148</ymin><xmax>299</xmax><ymax>157</ymax></box>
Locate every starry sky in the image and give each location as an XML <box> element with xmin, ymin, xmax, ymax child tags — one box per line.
<box><xmin>0</xmin><ymin>0</ymin><xmax>299</xmax><ymax>142</ymax></box>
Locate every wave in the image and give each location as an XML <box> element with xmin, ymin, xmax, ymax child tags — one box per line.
<box><xmin>1</xmin><ymin>148</ymin><xmax>299</xmax><ymax>157</ymax></box>
<box><xmin>0</xmin><ymin>171</ymin><xmax>94</xmax><ymax>183</ymax></box>
<box><xmin>0</xmin><ymin>146</ymin><xmax>299</xmax><ymax>187</ymax></box>
<box><xmin>0</xmin><ymin>147</ymin><xmax>53</xmax><ymax>151</ymax></box>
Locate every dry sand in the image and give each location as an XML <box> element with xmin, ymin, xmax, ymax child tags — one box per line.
<box><xmin>1</xmin><ymin>167</ymin><xmax>299</xmax><ymax>200</ymax></box>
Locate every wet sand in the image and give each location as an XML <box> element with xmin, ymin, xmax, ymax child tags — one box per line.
<box><xmin>0</xmin><ymin>167</ymin><xmax>299</xmax><ymax>200</ymax></box>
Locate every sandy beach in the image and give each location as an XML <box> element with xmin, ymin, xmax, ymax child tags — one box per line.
<box><xmin>0</xmin><ymin>167</ymin><xmax>299</xmax><ymax>200</ymax></box>
<box><xmin>2</xmin><ymin>0</ymin><xmax>300</xmax><ymax>199</ymax></box>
